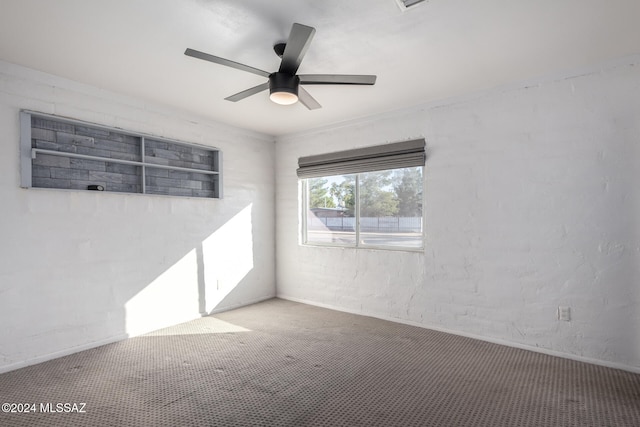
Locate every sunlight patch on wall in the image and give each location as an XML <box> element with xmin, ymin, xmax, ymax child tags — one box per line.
<box><xmin>123</xmin><ymin>203</ymin><xmax>254</xmax><ymax>337</ymax></box>
<box><xmin>124</xmin><ymin>249</ymin><xmax>200</xmax><ymax>336</ymax></box>
<box><xmin>202</xmin><ymin>203</ymin><xmax>254</xmax><ymax>312</ymax></box>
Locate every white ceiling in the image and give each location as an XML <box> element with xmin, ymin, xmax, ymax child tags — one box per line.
<box><xmin>1</xmin><ymin>0</ymin><xmax>639</xmax><ymax>136</ymax></box>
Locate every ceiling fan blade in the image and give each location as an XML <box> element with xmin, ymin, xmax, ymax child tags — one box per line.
<box><xmin>279</xmin><ymin>23</ymin><xmax>316</xmax><ymax>75</ymax></box>
<box><xmin>298</xmin><ymin>87</ymin><xmax>322</xmax><ymax>110</ymax></box>
<box><xmin>225</xmin><ymin>82</ymin><xmax>270</xmax><ymax>102</ymax></box>
<box><xmin>299</xmin><ymin>74</ymin><xmax>377</xmax><ymax>85</ymax></box>
<box><xmin>185</xmin><ymin>48</ymin><xmax>270</xmax><ymax>78</ymax></box>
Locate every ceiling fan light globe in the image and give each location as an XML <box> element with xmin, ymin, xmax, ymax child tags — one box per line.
<box><xmin>270</xmin><ymin>91</ymin><xmax>298</xmax><ymax>105</ymax></box>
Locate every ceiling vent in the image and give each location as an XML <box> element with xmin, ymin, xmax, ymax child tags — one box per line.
<box><xmin>395</xmin><ymin>0</ymin><xmax>427</xmax><ymax>11</ymax></box>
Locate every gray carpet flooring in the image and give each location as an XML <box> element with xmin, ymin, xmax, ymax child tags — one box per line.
<box><xmin>0</xmin><ymin>298</ymin><xmax>638</xmax><ymax>426</ymax></box>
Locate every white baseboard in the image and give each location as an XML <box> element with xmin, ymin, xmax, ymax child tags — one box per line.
<box><xmin>3</xmin><ymin>294</ymin><xmax>636</xmax><ymax>376</ymax></box>
<box><xmin>207</xmin><ymin>294</ymin><xmax>276</xmax><ymax>315</ymax></box>
<box><xmin>0</xmin><ymin>333</ymin><xmax>129</xmax><ymax>375</ymax></box>
<box><xmin>277</xmin><ymin>294</ymin><xmax>640</xmax><ymax>375</ymax></box>
<box><xmin>0</xmin><ymin>295</ymin><xmax>276</xmax><ymax>375</ymax></box>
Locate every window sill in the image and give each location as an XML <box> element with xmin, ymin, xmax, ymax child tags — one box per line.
<box><xmin>301</xmin><ymin>242</ymin><xmax>424</xmax><ymax>253</ymax></box>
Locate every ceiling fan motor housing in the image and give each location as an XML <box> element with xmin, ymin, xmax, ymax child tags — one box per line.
<box><xmin>269</xmin><ymin>72</ymin><xmax>300</xmax><ymax>101</ymax></box>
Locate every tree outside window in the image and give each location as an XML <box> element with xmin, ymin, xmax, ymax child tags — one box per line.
<box><xmin>304</xmin><ymin>167</ymin><xmax>423</xmax><ymax>249</ymax></box>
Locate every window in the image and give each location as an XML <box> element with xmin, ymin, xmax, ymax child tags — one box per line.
<box><xmin>299</xmin><ymin>139</ymin><xmax>425</xmax><ymax>250</ymax></box>
<box><xmin>20</xmin><ymin>111</ymin><xmax>222</xmax><ymax>198</ymax></box>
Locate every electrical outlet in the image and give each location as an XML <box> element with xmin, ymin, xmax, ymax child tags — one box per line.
<box><xmin>558</xmin><ymin>306</ymin><xmax>571</xmax><ymax>321</ymax></box>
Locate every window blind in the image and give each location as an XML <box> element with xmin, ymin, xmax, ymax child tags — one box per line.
<box><xmin>297</xmin><ymin>138</ymin><xmax>425</xmax><ymax>179</ymax></box>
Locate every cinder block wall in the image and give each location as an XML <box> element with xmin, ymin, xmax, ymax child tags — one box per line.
<box><xmin>276</xmin><ymin>56</ymin><xmax>640</xmax><ymax>372</ymax></box>
<box><xmin>0</xmin><ymin>60</ymin><xmax>276</xmax><ymax>373</ymax></box>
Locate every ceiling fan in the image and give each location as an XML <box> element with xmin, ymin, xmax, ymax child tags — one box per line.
<box><xmin>184</xmin><ymin>23</ymin><xmax>376</xmax><ymax>110</ymax></box>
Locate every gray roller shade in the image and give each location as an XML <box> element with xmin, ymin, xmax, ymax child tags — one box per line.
<box><xmin>297</xmin><ymin>138</ymin><xmax>425</xmax><ymax>179</ymax></box>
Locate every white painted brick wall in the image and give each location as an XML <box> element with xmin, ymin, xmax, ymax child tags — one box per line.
<box><xmin>276</xmin><ymin>57</ymin><xmax>640</xmax><ymax>371</ymax></box>
<box><xmin>0</xmin><ymin>60</ymin><xmax>276</xmax><ymax>373</ymax></box>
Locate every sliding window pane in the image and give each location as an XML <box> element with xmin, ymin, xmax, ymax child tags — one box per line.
<box><xmin>306</xmin><ymin>175</ymin><xmax>356</xmax><ymax>246</ymax></box>
<box><xmin>359</xmin><ymin>167</ymin><xmax>423</xmax><ymax>248</ymax></box>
